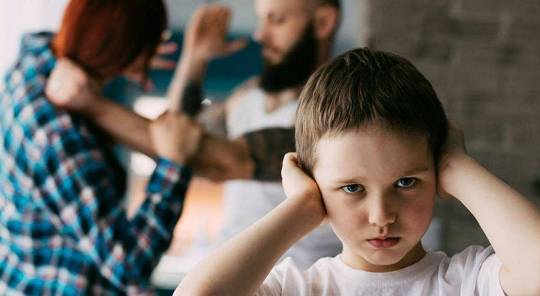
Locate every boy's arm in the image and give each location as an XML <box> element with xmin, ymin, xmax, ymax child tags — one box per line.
<box><xmin>176</xmin><ymin>153</ymin><xmax>326</xmax><ymax>296</ymax></box>
<box><xmin>439</xmin><ymin>126</ymin><xmax>540</xmax><ymax>296</ymax></box>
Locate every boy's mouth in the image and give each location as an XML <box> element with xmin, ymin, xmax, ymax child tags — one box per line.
<box><xmin>367</xmin><ymin>237</ymin><xmax>400</xmax><ymax>248</ymax></box>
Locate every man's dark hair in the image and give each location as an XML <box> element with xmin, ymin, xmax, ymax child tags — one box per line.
<box><xmin>296</xmin><ymin>47</ymin><xmax>448</xmax><ymax>173</ymax></box>
<box><xmin>318</xmin><ymin>0</ymin><xmax>340</xmax><ymax>10</ymax></box>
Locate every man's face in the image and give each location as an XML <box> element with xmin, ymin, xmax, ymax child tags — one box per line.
<box><xmin>254</xmin><ymin>0</ymin><xmax>313</xmax><ymax>65</ymax></box>
<box><xmin>254</xmin><ymin>0</ymin><xmax>319</xmax><ymax>93</ymax></box>
<box><xmin>312</xmin><ymin>124</ymin><xmax>437</xmax><ymax>272</ymax></box>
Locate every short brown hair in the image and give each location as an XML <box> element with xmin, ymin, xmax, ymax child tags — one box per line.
<box><xmin>52</xmin><ymin>0</ymin><xmax>167</xmax><ymax>80</ymax></box>
<box><xmin>295</xmin><ymin>48</ymin><xmax>448</xmax><ymax>174</ymax></box>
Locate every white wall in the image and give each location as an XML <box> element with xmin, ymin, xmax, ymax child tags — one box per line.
<box><xmin>0</xmin><ymin>0</ymin><xmax>68</xmax><ymax>76</ymax></box>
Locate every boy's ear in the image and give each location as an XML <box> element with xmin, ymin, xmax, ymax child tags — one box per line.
<box><xmin>313</xmin><ymin>5</ymin><xmax>339</xmax><ymax>41</ymax></box>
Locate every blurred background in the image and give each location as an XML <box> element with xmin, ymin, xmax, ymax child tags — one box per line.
<box><xmin>1</xmin><ymin>0</ymin><xmax>539</xmax><ymax>292</ymax></box>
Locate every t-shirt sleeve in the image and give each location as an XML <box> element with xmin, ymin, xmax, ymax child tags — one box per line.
<box><xmin>449</xmin><ymin>245</ymin><xmax>505</xmax><ymax>296</ymax></box>
<box><xmin>476</xmin><ymin>250</ymin><xmax>505</xmax><ymax>296</ymax></box>
<box><xmin>256</xmin><ymin>257</ymin><xmax>306</xmax><ymax>296</ymax></box>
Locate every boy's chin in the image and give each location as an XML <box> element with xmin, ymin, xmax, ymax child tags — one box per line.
<box><xmin>364</xmin><ymin>250</ymin><xmax>410</xmax><ymax>269</ymax></box>
<box><xmin>344</xmin><ymin>242</ymin><xmax>425</xmax><ymax>272</ymax></box>
<box><xmin>365</xmin><ymin>242</ymin><xmax>427</xmax><ymax>271</ymax></box>
<box><xmin>341</xmin><ymin>248</ymin><xmax>408</xmax><ymax>272</ymax></box>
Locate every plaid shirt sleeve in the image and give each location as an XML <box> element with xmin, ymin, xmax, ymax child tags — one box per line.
<box><xmin>33</xmin><ymin>92</ymin><xmax>191</xmax><ymax>292</ymax></box>
<box><xmin>0</xmin><ymin>33</ymin><xmax>191</xmax><ymax>293</ymax></box>
<box><xmin>40</xmin><ymin>126</ymin><xmax>191</xmax><ymax>290</ymax></box>
<box><xmin>86</xmin><ymin>158</ymin><xmax>191</xmax><ymax>291</ymax></box>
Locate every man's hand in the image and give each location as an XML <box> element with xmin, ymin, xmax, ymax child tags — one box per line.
<box><xmin>149</xmin><ymin>112</ymin><xmax>204</xmax><ymax>165</ymax></box>
<box><xmin>45</xmin><ymin>58</ymin><xmax>102</xmax><ymax>113</ymax></box>
<box><xmin>183</xmin><ymin>4</ymin><xmax>247</xmax><ymax>62</ymax></box>
<box><xmin>168</xmin><ymin>4</ymin><xmax>247</xmax><ymax>111</ymax></box>
<box><xmin>437</xmin><ymin>122</ymin><xmax>468</xmax><ymax>200</ymax></box>
<box><xmin>281</xmin><ymin>153</ymin><xmax>326</xmax><ymax>221</ymax></box>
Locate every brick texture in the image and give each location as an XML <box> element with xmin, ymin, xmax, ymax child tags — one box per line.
<box><xmin>367</xmin><ymin>0</ymin><xmax>540</xmax><ymax>254</ymax></box>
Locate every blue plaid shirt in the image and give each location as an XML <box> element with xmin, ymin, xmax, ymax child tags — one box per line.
<box><xmin>0</xmin><ymin>32</ymin><xmax>191</xmax><ymax>295</ymax></box>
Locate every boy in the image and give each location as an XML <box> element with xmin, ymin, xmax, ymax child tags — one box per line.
<box><xmin>175</xmin><ymin>48</ymin><xmax>540</xmax><ymax>295</ymax></box>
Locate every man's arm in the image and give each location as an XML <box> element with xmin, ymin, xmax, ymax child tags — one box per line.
<box><xmin>438</xmin><ymin>126</ymin><xmax>540</xmax><ymax>296</ymax></box>
<box><xmin>176</xmin><ymin>153</ymin><xmax>326</xmax><ymax>296</ymax></box>
<box><xmin>46</xmin><ymin>60</ymin><xmax>292</xmax><ymax>182</ymax></box>
<box><xmin>84</xmin><ymin>96</ymin><xmax>257</xmax><ymax>181</ymax></box>
<box><xmin>167</xmin><ymin>4</ymin><xmax>246</xmax><ymax>111</ymax></box>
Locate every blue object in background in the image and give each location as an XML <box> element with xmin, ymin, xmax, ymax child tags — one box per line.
<box><xmin>152</xmin><ymin>31</ymin><xmax>262</xmax><ymax>100</ymax></box>
<box><xmin>103</xmin><ymin>30</ymin><xmax>262</xmax><ymax>105</ymax></box>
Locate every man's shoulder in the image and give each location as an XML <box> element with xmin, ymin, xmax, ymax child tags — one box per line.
<box><xmin>235</xmin><ymin>77</ymin><xmax>260</xmax><ymax>93</ymax></box>
<box><xmin>225</xmin><ymin>77</ymin><xmax>261</xmax><ymax>112</ymax></box>
<box><xmin>229</xmin><ymin>77</ymin><xmax>260</xmax><ymax>99</ymax></box>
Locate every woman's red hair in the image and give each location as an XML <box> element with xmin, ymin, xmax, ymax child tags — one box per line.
<box><xmin>52</xmin><ymin>0</ymin><xmax>167</xmax><ymax>80</ymax></box>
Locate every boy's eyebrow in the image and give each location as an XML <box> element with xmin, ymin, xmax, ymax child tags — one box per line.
<box><xmin>331</xmin><ymin>177</ymin><xmax>366</xmax><ymax>185</ymax></box>
<box><xmin>330</xmin><ymin>166</ymin><xmax>430</xmax><ymax>184</ymax></box>
<box><xmin>401</xmin><ymin>166</ymin><xmax>430</xmax><ymax>176</ymax></box>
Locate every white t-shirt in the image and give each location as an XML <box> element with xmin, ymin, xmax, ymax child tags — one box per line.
<box><xmin>257</xmin><ymin>245</ymin><xmax>504</xmax><ymax>296</ymax></box>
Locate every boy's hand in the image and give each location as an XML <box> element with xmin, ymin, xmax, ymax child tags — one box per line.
<box><xmin>45</xmin><ymin>58</ymin><xmax>102</xmax><ymax>114</ymax></box>
<box><xmin>281</xmin><ymin>153</ymin><xmax>327</xmax><ymax>222</ymax></box>
<box><xmin>149</xmin><ymin>112</ymin><xmax>204</xmax><ymax>165</ymax></box>
<box><xmin>437</xmin><ymin>122</ymin><xmax>468</xmax><ymax>199</ymax></box>
<box><xmin>183</xmin><ymin>4</ymin><xmax>247</xmax><ymax>63</ymax></box>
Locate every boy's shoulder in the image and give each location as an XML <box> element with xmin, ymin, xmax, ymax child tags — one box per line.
<box><xmin>256</xmin><ymin>257</ymin><xmax>339</xmax><ymax>296</ymax></box>
<box><xmin>444</xmin><ymin>245</ymin><xmax>497</xmax><ymax>267</ymax></box>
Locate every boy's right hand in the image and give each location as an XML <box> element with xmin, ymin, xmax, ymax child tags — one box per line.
<box><xmin>45</xmin><ymin>58</ymin><xmax>102</xmax><ymax>114</ymax></box>
<box><xmin>281</xmin><ymin>153</ymin><xmax>327</xmax><ymax>222</ymax></box>
<box><xmin>437</xmin><ymin>122</ymin><xmax>468</xmax><ymax>200</ymax></box>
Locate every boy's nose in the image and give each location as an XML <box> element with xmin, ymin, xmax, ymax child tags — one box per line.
<box><xmin>367</xmin><ymin>194</ymin><xmax>396</xmax><ymax>227</ymax></box>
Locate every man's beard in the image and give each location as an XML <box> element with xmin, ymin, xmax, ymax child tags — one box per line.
<box><xmin>259</xmin><ymin>23</ymin><xmax>318</xmax><ymax>94</ymax></box>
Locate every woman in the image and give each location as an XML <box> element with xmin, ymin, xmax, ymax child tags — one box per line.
<box><xmin>0</xmin><ymin>0</ymin><xmax>202</xmax><ymax>294</ymax></box>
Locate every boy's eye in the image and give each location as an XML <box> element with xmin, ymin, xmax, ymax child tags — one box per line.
<box><xmin>395</xmin><ymin>177</ymin><xmax>417</xmax><ymax>188</ymax></box>
<box><xmin>342</xmin><ymin>184</ymin><xmax>364</xmax><ymax>193</ymax></box>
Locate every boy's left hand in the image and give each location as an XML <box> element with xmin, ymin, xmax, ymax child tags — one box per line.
<box><xmin>437</xmin><ymin>122</ymin><xmax>468</xmax><ymax>200</ymax></box>
<box><xmin>281</xmin><ymin>153</ymin><xmax>327</xmax><ymax>222</ymax></box>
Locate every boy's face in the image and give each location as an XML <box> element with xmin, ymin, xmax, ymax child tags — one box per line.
<box><xmin>312</xmin><ymin>124</ymin><xmax>436</xmax><ymax>272</ymax></box>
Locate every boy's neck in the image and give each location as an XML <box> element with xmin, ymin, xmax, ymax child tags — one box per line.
<box><xmin>341</xmin><ymin>242</ymin><xmax>427</xmax><ymax>273</ymax></box>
